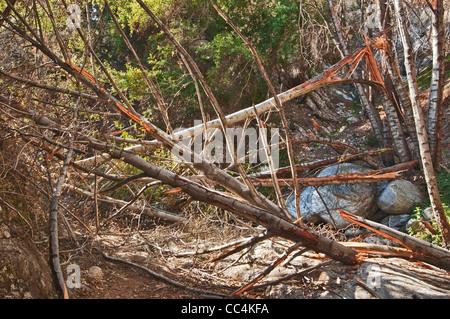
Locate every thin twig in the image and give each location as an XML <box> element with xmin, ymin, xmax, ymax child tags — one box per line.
<box><xmin>49</xmin><ymin>133</ymin><xmax>74</xmax><ymax>299</ymax></box>
<box><xmin>253</xmin><ymin>259</ymin><xmax>334</xmax><ymax>289</ymax></box>
<box><xmin>229</xmin><ymin>241</ymin><xmax>304</xmax><ymax>297</ymax></box>
<box><xmin>94</xmin><ymin>248</ymin><xmax>230</xmax><ymax>298</ymax></box>
<box><xmin>208</xmin><ymin>232</ymin><xmax>275</xmax><ymax>263</ymax></box>
<box><xmin>355</xmin><ymin>276</ymin><xmax>381</xmax><ymax>299</ymax></box>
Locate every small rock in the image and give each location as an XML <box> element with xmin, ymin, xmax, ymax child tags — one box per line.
<box><xmin>87</xmin><ymin>266</ymin><xmax>103</xmax><ymax>279</ymax></box>
<box><xmin>344</xmin><ymin>227</ymin><xmax>364</xmax><ymax>238</ymax></box>
<box><xmin>380</xmin><ymin>214</ymin><xmax>410</xmax><ymax>231</ymax></box>
<box><xmin>422</xmin><ymin>207</ymin><xmax>435</xmax><ymax>221</ymax></box>
<box><xmin>0</xmin><ymin>224</ymin><xmax>11</xmax><ymax>239</ymax></box>
<box><xmin>406</xmin><ymin>219</ymin><xmax>422</xmax><ymax>232</ymax></box>
<box><xmin>377</xmin><ymin>180</ymin><xmax>423</xmax><ymax>215</ymax></box>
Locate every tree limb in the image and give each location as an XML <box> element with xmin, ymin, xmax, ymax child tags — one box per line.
<box><xmin>339</xmin><ymin>210</ymin><xmax>450</xmax><ymax>271</ymax></box>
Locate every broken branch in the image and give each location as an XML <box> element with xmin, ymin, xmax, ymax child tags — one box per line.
<box><xmin>339</xmin><ymin>210</ymin><xmax>450</xmax><ymax>271</ymax></box>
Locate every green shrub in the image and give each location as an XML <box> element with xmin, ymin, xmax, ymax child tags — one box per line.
<box><xmin>407</xmin><ymin>169</ymin><xmax>450</xmax><ymax>246</ymax></box>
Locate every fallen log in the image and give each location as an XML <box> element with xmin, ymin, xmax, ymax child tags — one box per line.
<box><xmin>75</xmin><ymin>33</ymin><xmax>390</xmax><ymax>168</ymax></box>
<box><xmin>339</xmin><ymin>210</ymin><xmax>450</xmax><ymax>271</ymax></box>
<box><xmin>249</xmin><ymin>160</ymin><xmax>418</xmax><ymax>188</ymax></box>
<box><xmin>250</xmin><ymin>171</ymin><xmax>400</xmax><ymax>188</ymax></box>
<box><xmin>89</xmin><ymin>141</ymin><xmax>359</xmax><ymax>265</ymax></box>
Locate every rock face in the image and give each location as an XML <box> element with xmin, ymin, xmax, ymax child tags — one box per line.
<box><xmin>0</xmin><ymin>223</ymin><xmax>55</xmax><ymax>299</ymax></box>
<box><xmin>286</xmin><ymin>163</ymin><xmax>383</xmax><ymax>229</ymax></box>
<box><xmin>266</xmin><ymin>258</ymin><xmax>450</xmax><ymax>299</ymax></box>
<box><xmin>377</xmin><ymin>180</ymin><xmax>423</xmax><ymax>215</ymax></box>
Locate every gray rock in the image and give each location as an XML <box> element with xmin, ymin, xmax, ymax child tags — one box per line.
<box><xmin>379</xmin><ymin>214</ymin><xmax>411</xmax><ymax>231</ymax></box>
<box><xmin>344</xmin><ymin>227</ymin><xmax>364</xmax><ymax>238</ymax></box>
<box><xmin>286</xmin><ymin>163</ymin><xmax>383</xmax><ymax>229</ymax></box>
<box><xmin>369</xmin><ymin>210</ymin><xmax>388</xmax><ymax>223</ymax></box>
<box><xmin>0</xmin><ymin>224</ymin><xmax>55</xmax><ymax>298</ymax></box>
<box><xmin>362</xmin><ymin>235</ymin><xmax>397</xmax><ymax>246</ymax></box>
<box><xmin>377</xmin><ymin>180</ymin><xmax>423</xmax><ymax>215</ymax></box>
<box><xmin>422</xmin><ymin>207</ymin><xmax>435</xmax><ymax>221</ymax></box>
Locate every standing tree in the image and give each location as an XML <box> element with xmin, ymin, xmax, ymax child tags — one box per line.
<box><xmin>393</xmin><ymin>0</ymin><xmax>450</xmax><ymax>246</ymax></box>
<box><xmin>427</xmin><ymin>0</ymin><xmax>446</xmax><ymax>170</ymax></box>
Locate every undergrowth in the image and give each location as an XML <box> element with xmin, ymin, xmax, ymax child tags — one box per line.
<box><xmin>408</xmin><ymin>169</ymin><xmax>450</xmax><ymax>246</ymax></box>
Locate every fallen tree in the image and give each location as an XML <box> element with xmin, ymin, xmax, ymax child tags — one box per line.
<box><xmin>339</xmin><ymin>210</ymin><xmax>450</xmax><ymax>271</ymax></box>
<box><xmin>74</xmin><ymin>31</ymin><xmax>392</xmax><ymax>168</ymax></box>
<box><xmin>88</xmin><ymin>139</ymin><xmax>359</xmax><ymax>265</ymax></box>
<box><xmin>2</xmin><ymin>2</ymin><xmax>449</xmax><ymax>301</ymax></box>
<box><xmin>248</xmin><ymin>160</ymin><xmax>418</xmax><ymax>188</ymax></box>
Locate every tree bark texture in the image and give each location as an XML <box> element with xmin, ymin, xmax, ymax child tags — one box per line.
<box><xmin>393</xmin><ymin>0</ymin><xmax>450</xmax><ymax>246</ymax></box>
<box><xmin>427</xmin><ymin>0</ymin><xmax>445</xmax><ymax>169</ymax></box>
<box><xmin>89</xmin><ymin>140</ymin><xmax>359</xmax><ymax>265</ymax></box>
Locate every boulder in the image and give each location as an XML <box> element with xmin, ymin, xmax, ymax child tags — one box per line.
<box><xmin>377</xmin><ymin>180</ymin><xmax>423</xmax><ymax>215</ymax></box>
<box><xmin>0</xmin><ymin>223</ymin><xmax>55</xmax><ymax>298</ymax></box>
<box><xmin>286</xmin><ymin>163</ymin><xmax>384</xmax><ymax>229</ymax></box>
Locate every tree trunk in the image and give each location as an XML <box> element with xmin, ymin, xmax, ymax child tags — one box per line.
<box><xmin>393</xmin><ymin>0</ymin><xmax>450</xmax><ymax>247</ymax></box>
<box><xmin>89</xmin><ymin>140</ymin><xmax>359</xmax><ymax>265</ymax></box>
<box><xmin>75</xmin><ymin>41</ymin><xmax>383</xmax><ymax>167</ymax></box>
<box><xmin>339</xmin><ymin>210</ymin><xmax>450</xmax><ymax>271</ymax></box>
<box><xmin>427</xmin><ymin>0</ymin><xmax>445</xmax><ymax>170</ymax></box>
<box><xmin>327</xmin><ymin>0</ymin><xmax>385</xmax><ymax>149</ymax></box>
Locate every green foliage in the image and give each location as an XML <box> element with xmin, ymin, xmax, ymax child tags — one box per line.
<box><xmin>407</xmin><ymin>169</ymin><xmax>450</xmax><ymax>246</ymax></box>
<box><xmin>61</xmin><ymin>0</ymin><xmax>333</xmax><ymax>129</ymax></box>
<box><xmin>91</xmin><ymin>0</ymin><xmax>173</xmax><ymax>32</ymax></box>
<box><xmin>436</xmin><ymin>169</ymin><xmax>450</xmax><ymax>206</ymax></box>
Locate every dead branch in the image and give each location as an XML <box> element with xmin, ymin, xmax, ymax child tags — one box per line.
<box><xmin>338</xmin><ymin>242</ymin><xmax>424</xmax><ymax>259</ymax></box>
<box><xmin>65</xmin><ymin>184</ymin><xmax>185</xmax><ymax>224</ymax></box>
<box><xmin>88</xmin><ymin>140</ymin><xmax>359</xmax><ymax>265</ymax></box>
<box><xmin>252</xmin><ymin>259</ymin><xmax>335</xmax><ymax>289</ymax></box>
<box><xmin>230</xmin><ymin>241</ymin><xmax>304</xmax><ymax>297</ymax></box>
<box><xmin>250</xmin><ymin>171</ymin><xmax>402</xmax><ymax>188</ymax></box>
<box><xmin>355</xmin><ymin>276</ymin><xmax>381</xmax><ymax>299</ymax></box>
<box><xmin>93</xmin><ymin>248</ymin><xmax>230</xmax><ymax>298</ymax></box>
<box><xmin>0</xmin><ymin>68</ymin><xmax>99</xmax><ymax>101</ymax></box>
<box><xmin>293</xmin><ymin>137</ymin><xmax>385</xmax><ymax>169</ymax></box>
<box><xmin>168</xmin><ymin>235</ymin><xmax>270</xmax><ymax>258</ymax></box>
<box><xmin>249</xmin><ymin>160</ymin><xmax>418</xmax><ymax>187</ymax></box>
<box><xmin>247</xmin><ymin>148</ymin><xmax>395</xmax><ymax>179</ymax></box>
<box><xmin>208</xmin><ymin>232</ymin><xmax>275</xmax><ymax>263</ymax></box>
<box><xmin>49</xmin><ymin>135</ymin><xmax>74</xmax><ymax>299</ymax></box>
<box><xmin>339</xmin><ymin>210</ymin><xmax>450</xmax><ymax>271</ymax></box>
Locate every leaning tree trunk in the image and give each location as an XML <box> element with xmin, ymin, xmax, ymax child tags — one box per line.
<box><xmin>376</xmin><ymin>0</ymin><xmax>420</xmax><ymax>160</ymax></box>
<box><xmin>427</xmin><ymin>0</ymin><xmax>445</xmax><ymax>170</ymax></box>
<box><xmin>393</xmin><ymin>0</ymin><xmax>450</xmax><ymax>247</ymax></box>
<box><xmin>88</xmin><ymin>140</ymin><xmax>359</xmax><ymax>265</ymax></box>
